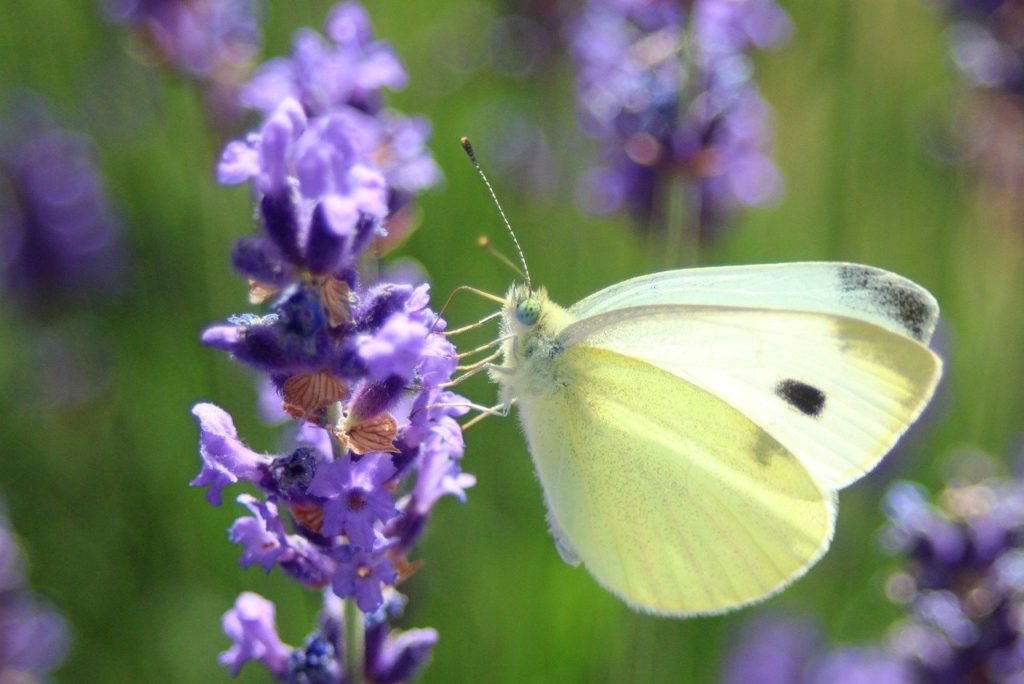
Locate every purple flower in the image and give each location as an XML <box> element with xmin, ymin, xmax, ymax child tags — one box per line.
<box><xmin>229</xmin><ymin>0</ymin><xmax>440</xmax><ymax>222</ymax></box>
<box><xmin>218</xmin><ymin>99</ymin><xmax>389</xmax><ymax>242</ymax></box>
<box><xmin>104</xmin><ymin>0</ymin><xmax>261</xmax><ymax>80</ymax></box>
<box><xmin>286</xmin><ymin>634</ymin><xmax>341</xmax><ymax>683</ymax></box>
<box><xmin>723</xmin><ymin>458</ymin><xmax>1024</xmax><ymax>683</ymax></box>
<box><xmin>0</xmin><ymin>507</ymin><xmax>69</xmax><ymax>678</ymax></box>
<box><xmin>805</xmin><ymin>648</ymin><xmax>914</xmax><ymax>684</ymax></box>
<box><xmin>219</xmin><ymin>592</ymin><xmax>292</xmax><ymax>677</ymax></box>
<box><xmin>0</xmin><ymin>598</ymin><xmax>70</xmax><ymax>676</ymax></box>
<box><xmin>722</xmin><ymin>614</ymin><xmax>913</xmax><ymax>684</ymax></box>
<box><xmin>938</xmin><ymin>2</ymin><xmax>1024</xmax><ymax>92</ymax></box>
<box><xmin>721</xmin><ymin>614</ymin><xmax>820</xmax><ymax>684</ymax></box>
<box><xmin>358</xmin><ymin>312</ymin><xmax>430</xmax><ymax>382</ymax></box>
<box><xmin>882</xmin><ymin>474</ymin><xmax>1024</xmax><ymax>681</ymax></box>
<box><xmin>191</xmin><ymin>403</ymin><xmax>271</xmax><ymax>505</ymax></box>
<box><xmin>365</xmin><ymin>625</ymin><xmax>438</xmax><ymax>684</ymax></box>
<box><xmin>330</xmin><ymin>543</ymin><xmax>398</xmax><ymax>613</ymax></box>
<box><xmin>568</xmin><ymin>0</ymin><xmax>790</xmax><ymax>234</ymax></box>
<box><xmin>197</xmin><ymin>4</ymin><xmax>466</xmax><ymax>680</ymax></box>
<box><xmin>229</xmin><ymin>495</ymin><xmax>290</xmax><ymax>572</ymax></box>
<box><xmin>0</xmin><ymin>118</ymin><xmax>125</xmax><ymax>311</ymax></box>
<box><xmin>307</xmin><ymin>453</ymin><xmax>399</xmax><ymax>545</ymax></box>
<box><xmin>239</xmin><ymin>2</ymin><xmax>406</xmax><ymax>116</ymax></box>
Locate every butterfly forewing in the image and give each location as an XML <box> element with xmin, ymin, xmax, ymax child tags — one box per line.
<box><xmin>568</xmin><ymin>263</ymin><xmax>940</xmax><ymax>344</ymax></box>
<box><xmin>558</xmin><ymin>305</ymin><xmax>942</xmax><ymax>491</ymax></box>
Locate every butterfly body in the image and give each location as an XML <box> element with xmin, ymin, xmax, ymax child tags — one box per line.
<box><xmin>492</xmin><ymin>285</ymin><xmax>573</xmax><ymax>402</ymax></box>
<box><xmin>488</xmin><ymin>262</ymin><xmax>942</xmax><ymax>617</ymax></box>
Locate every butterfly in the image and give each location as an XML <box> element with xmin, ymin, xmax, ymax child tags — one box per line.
<box><xmin>458</xmin><ymin>140</ymin><xmax>942</xmax><ymax>617</ymax></box>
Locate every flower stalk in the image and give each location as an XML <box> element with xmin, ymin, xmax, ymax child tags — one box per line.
<box><xmin>344</xmin><ymin>597</ymin><xmax>365</xmax><ymax>684</ymax></box>
<box><xmin>191</xmin><ymin>3</ymin><xmax>467</xmax><ymax>681</ymax></box>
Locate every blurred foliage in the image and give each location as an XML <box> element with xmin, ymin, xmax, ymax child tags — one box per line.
<box><xmin>0</xmin><ymin>0</ymin><xmax>1022</xmax><ymax>682</ymax></box>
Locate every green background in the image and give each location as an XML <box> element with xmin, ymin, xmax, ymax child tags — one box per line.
<box><xmin>1</xmin><ymin>0</ymin><xmax>1022</xmax><ymax>681</ymax></box>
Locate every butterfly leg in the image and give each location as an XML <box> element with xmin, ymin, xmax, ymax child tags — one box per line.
<box><xmin>429</xmin><ymin>286</ymin><xmax>506</xmax><ymax>334</ymax></box>
<box><xmin>461</xmin><ymin>398</ymin><xmax>517</xmax><ymax>431</ymax></box>
<box><xmin>440</xmin><ymin>355</ymin><xmax>512</xmax><ymax>389</ymax></box>
<box><xmin>484</xmin><ymin>363</ymin><xmax>514</xmax><ymax>376</ymax></box>
<box><xmin>457</xmin><ymin>335</ymin><xmax>514</xmax><ymax>359</ymax></box>
<box><xmin>411</xmin><ymin>398</ymin><xmax>512</xmax><ymax>421</ymax></box>
<box><xmin>444</xmin><ymin>310</ymin><xmax>502</xmax><ymax>336</ymax></box>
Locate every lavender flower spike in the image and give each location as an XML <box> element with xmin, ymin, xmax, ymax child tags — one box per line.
<box><xmin>0</xmin><ymin>115</ymin><xmax>125</xmax><ymax>312</ymax></box>
<box><xmin>722</xmin><ymin>447</ymin><xmax>1024</xmax><ymax>684</ymax></box>
<box><xmin>233</xmin><ymin>0</ymin><xmax>441</xmax><ymax>224</ymax></box>
<box><xmin>569</xmin><ymin>0</ymin><xmax>791</xmax><ymax>236</ymax></box>
<box><xmin>104</xmin><ymin>0</ymin><xmax>261</xmax><ymax>80</ymax></box>
<box><xmin>194</xmin><ymin>3</ymin><xmax>468</xmax><ymax>680</ymax></box>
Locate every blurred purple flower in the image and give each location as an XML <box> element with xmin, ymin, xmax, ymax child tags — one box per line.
<box><xmin>0</xmin><ymin>121</ymin><xmax>125</xmax><ymax>312</ymax></box>
<box><xmin>286</xmin><ymin>634</ymin><xmax>341</xmax><ymax>683</ymax></box>
<box><xmin>882</xmin><ymin>474</ymin><xmax>1024</xmax><ymax>682</ymax></box>
<box><xmin>0</xmin><ymin>506</ymin><xmax>70</xmax><ymax>679</ymax></box>
<box><xmin>720</xmin><ymin>614</ymin><xmax>820</xmax><ymax>684</ymax></box>
<box><xmin>805</xmin><ymin>648</ymin><xmax>914</xmax><ymax>684</ymax></box>
<box><xmin>105</xmin><ymin>0</ymin><xmax>261</xmax><ymax>79</ymax></box>
<box><xmin>241</xmin><ymin>2</ymin><xmax>405</xmax><ymax>116</ymax></box>
<box><xmin>365</xmin><ymin>624</ymin><xmax>438</xmax><ymax>684</ymax></box>
<box><xmin>723</xmin><ymin>450</ymin><xmax>1024</xmax><ymax>684</ymax></box>
<box><xmin>943</xmin><ymin>1</ymin><xmax>1024</xmax><ymax>92</ymax></box>
<box><xmin>722</xmin><ymin>613</ymin><xmax>914</xmax><ymax>684</ymax></box>
<box><xmin>568</xmin><ymin>0</ymin><xmax>790</xmax><ymax>235</ymax></box>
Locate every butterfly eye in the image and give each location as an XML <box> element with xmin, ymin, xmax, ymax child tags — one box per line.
<box><xmin>516</xmin><ymin>297</ymin><xmax>541</xmax><ymax>326</ymax></box>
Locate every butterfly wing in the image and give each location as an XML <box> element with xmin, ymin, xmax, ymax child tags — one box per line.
<box><xmin>518</xmin><ymin>344</ymin><xmax>835</xmax><ymax>616</ymax></box>
<box><xmin>569</xmin><ymin>263</ymin><xmax>940</xmax><ymax>344</ymax></box>
<box><xmin>559</xmin><ymin>304</ymin><xmax>942</xmax><ymax>491</ymax></box>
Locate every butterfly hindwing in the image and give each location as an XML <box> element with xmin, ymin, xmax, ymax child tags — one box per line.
<box><xmin>517</xmin><ymin>344</ymin><xmax>835</xmax><ymax>616</ymax></box>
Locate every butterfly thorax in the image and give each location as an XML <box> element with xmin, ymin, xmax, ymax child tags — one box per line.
<box><xmin>492</xmin><ymin>283</ymin><xmax>576</xmax><ymax>404</ymax></box>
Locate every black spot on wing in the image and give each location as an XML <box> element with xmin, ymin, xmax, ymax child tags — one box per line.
<box><xmin>838</xmin><ymin>266</ymin><xmax>934</xmax><ymax>341</ymax></box>
<box><xmin>775</xmin><ymin>379</ymin><xmax>826</xmax><ymax>417</ymax></box>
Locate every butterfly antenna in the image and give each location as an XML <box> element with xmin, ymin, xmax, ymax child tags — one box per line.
<box><xmin>461</xmin><ymin>137</ymin><xmax>532</xmax><ymax>291</ymax></box>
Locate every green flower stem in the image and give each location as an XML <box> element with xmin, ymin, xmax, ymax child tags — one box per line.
<box><xmin>326</xmin><ymin>400</ymin><xmax>365</xmax><ymax>683</ymax></box>
<box><xmin>328</xmin><ymin>402</ymin><xmax>346</xmax><ymax>460</ymax></box>
<box><xmin>344</xmin><ymin>596</ymin><xmax>364</xmax><ymax>684</ymax></box>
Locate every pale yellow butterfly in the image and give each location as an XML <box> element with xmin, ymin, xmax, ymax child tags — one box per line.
<box><xmin>458</xmin><ymin>139</ymin><xmax>942</xmax><ymax>617</ymax></box>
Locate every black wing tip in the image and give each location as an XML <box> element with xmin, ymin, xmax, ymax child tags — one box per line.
<box><xmin>837</xmin><ymin>265</ymin><xmax>938</xmax><ymax>342</ymax></box>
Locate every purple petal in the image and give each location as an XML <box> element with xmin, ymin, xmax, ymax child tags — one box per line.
<box><xmin>201</xmin><ymin>324</ymin><xmax>243</xmax><ymax>351</ymax></box>
<box><xmin>358</xmin><ymin>312</ymin><xmax>428</xmax><ymax>382</ymax></box>
<box><xmin>326</xmin><ymin>2</ymin><xmax>372</xmax><ymax>46</ymax></box>
<box><xmin>217</xmin><ymin>138</ymin><xmax>260</xmax><ymax>184</ymax></box>
<box><xmin>230</xmin><ymin>495</ymin><xmax>288</xmax><ymax>572</ymax></box>
<box><xmin>190</xmin><ymin>403</ymin><xmax>270</xmax><ymax>506</ymax></box>
<box><xmin>367</xmin><ymin>627</ymin><xmax>439</xmax><ymax>684</ymax></box>
<box><xmin>219</xmin><ymin>592</ymin><xmax>292</xmax><ymax>677</ymax></box>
